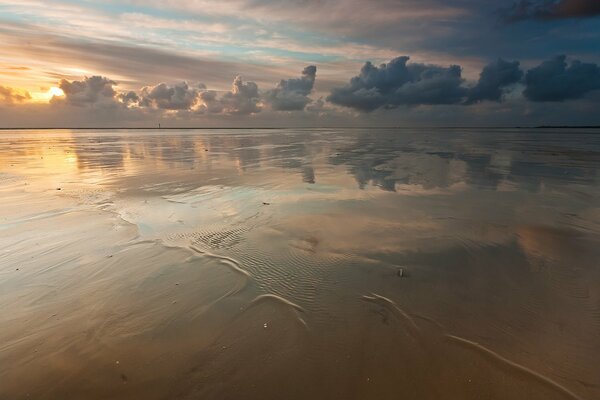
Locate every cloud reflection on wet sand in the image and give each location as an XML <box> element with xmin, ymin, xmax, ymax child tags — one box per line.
<box><xmin>1</xmin><ymin>128</ymin><xmax>599</xmax><ymax>399</ymax></box>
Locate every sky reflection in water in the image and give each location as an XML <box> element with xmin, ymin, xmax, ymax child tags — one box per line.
<box><xmin>1</xmin><ymin>128</ymin><xmax>599</xmax><ymax>400</ymax></box>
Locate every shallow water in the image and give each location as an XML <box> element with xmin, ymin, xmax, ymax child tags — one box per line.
<box><xmin>1</xmin><ymin>128</ymin><xmax>599</xmax><ymax>400</ymax></box>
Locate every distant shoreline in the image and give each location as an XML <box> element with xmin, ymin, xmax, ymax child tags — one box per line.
<box><xmin>0</xmin><ymin>126</ymin><xmax>599</xmax><ymax>130</ymax></box>
<box><xmin>533</xmin><ymin>126</ymin><xmax>600</xmax><ymax>129</ymax></box>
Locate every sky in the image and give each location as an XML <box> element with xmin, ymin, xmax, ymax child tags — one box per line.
<box><xmin>0</xmin><ymin>0</ymin><xmax>599</xmax><ymax>127</ymax></box>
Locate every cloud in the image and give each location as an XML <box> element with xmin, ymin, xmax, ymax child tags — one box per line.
<box><xmin>327</xmin><ymin>56</ymin><xmax>467</xmax><ymax>111</ymax></box>
<box><xmin>0</xmin><ymin>23</ymin><xmax>283</xmax><ymax>93</ymax></box>
<box><xmin>52</xmin><ymin>76</ymin><xmax>118</xmax><ymax>107</ymax></box>
<box><xmin>0</xmin><ymin>86</ymin><xmax>31</xmax><ymax>104</ymax></box>
<box><xmin>134</xmin><ymin>0</ymin><xmax>468</xmax><ymax>46</ymax></box>
<box><xmin>46</xmin><ymin>67</ymin><xmax>315</xmax><ymax>116</ymax></box>
<box><xmin>501</xmin><ymin>0</ymin><xmax>600</xmax><ymax>22</ymax></box>
<box><xmin>328</xmin><ymin>54</ymin><xmax>600</xmax><ymax>111</ymax></box>
<box><xmin>124</xmin><ymin>67</ymin><xmax>317</xmax><ymax>115</ymax></box>
<box><xmin>198</xmin><ymin>76</ymin><xmax>261</xmax><ymax>115</ymax></box>
<box><xmin>197</xmin><ymin>90</ymin><xmax>223</xmax><ymax>113</ymax></box>
<box><xmin>465</xmin><ymin>59</ymin><xmax>523</xmax><ymax>104</ymax></box>
<box><xmin>139</xmin><ymin>82</ymin><xmax>200</xmax><ymax>110</ymax></box>
<box><xmin>222</xmin><ymin>76</ymin><xmax>261</xmax><ymax>114</ymax></box>
<box><xmin>523</xmin><ymin>55</ymin><xmax>600</xmax><ymax>101</ymax></box>
<box><xmin>117</xmin><ymin>91</ymin><xmax>140</xmax><ymax>106</ymax></box>
<box><xmin>264</xmin><ymin>65</ymin><xmax>317</xmax><ymax>111</ymax></box>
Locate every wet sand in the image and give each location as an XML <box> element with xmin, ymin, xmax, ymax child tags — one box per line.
<box><xmin>1</xmin><ymin>128</ymin><xmax>599</xmax><ymax>399</ymax></box>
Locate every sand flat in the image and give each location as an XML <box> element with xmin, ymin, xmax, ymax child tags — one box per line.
<box><xmin>1</xmin><ymin>128</ymin><xmax>599</xmax><ymax>399</ymax></box>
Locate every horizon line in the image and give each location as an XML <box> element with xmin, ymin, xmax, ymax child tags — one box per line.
<box><xmin>1</xmin><ymin>125</ymin><xmax>600</xmax><ymax>131</ymax></box>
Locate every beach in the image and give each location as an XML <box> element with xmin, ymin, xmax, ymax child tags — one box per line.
<box><xmin>1</xmin><ymin>128</ymin><xmax>599</xmax><ymax>400</ymax></box>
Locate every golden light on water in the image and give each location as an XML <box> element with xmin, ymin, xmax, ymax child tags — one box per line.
<box><xmin>1</xmin><ymin>129</ymin><xmax>599</xmax><ymax>400</ymax></box>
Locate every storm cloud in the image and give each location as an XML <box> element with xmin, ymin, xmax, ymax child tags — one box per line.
<box><xmin>523</xmin><ymin>55</ymin><xmax>600</xmax><ymax>102</ymax></box>
<box><xmin>502</xmin><ymin>0</ymin><xmax>600</xmax><ymax>21</ymax></box>
<box><xmin>465</xmin><ymin>59</ymin><xmax>523</xmax><ymax>104</ymax></box>
<box><xmin>327</xmin><ymin>56</ymin><xmax>467</xmax><ymax>111</ymax></box>
<box><xmin>329</xmin><ymin>54</ymin><xmax>600</xmax><ymax>111</ymax></box>
<box><xmin>264</xmin><ymin>65</ymin><xmax>317</xmax><ymax>111</ymax></box>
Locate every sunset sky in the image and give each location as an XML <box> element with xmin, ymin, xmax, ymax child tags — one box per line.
<box><xmin>1</xmin><ymin>0</ymin><xmax>599</xmax><ymax>127</ymax></box>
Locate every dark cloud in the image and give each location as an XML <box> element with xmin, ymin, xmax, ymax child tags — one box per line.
<box><xmin>0</xmin><ymin>86</ymin><xmax>31</xmax><ymax>105</ymax></box>
<box><xmin>139</xmin><ymin>82</ymin><xmax>199</xmax><ymax>110</ymax></box>
<box><xmin>265</xmin><ymin>65</ymin><xmax>317</xmax><ymax>111</ymax></box>
<box><xmin>327</xmin><ymin>56</ymin><xmax>467</xmax><ymax>111</ymax></box>
<box><xmin>53</xmin><ymin>76</ymin><xmax>118</xmax><ymax>107</ymax></box>
<box><xmin>502</xmin><ymin>0</ymin><xmax>600</xmax><ymax>22</ymax></box>
<box><xmin>553</xmin><ymin>0</ymin><xmax>600</xmax><ymax>18</ymax></box>
<box><xmin>523</xmin><ymin>55</ymin><xmax>600</xmax><ymax>101</ymax></box>
<box><xmin>329</xmin><ymin>54</ymin><xmax>600</xmax><ymax>111</ymax></box>
<box><xmin>465</xmin><ymin>59</ymin><xmax>523</xmax><ymax>105</ymax></box>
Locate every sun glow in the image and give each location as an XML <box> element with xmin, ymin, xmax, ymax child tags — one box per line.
<box><xmin>49</xmin><ymin>87</ymin><xmax>64</xmax><ymax>97</ymax></box>
<box><xmin>29</xmin><ymin>86</ymin><xmax>65</xmax><ymax>103</ymax></box>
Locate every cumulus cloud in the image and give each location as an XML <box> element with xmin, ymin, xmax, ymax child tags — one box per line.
<box><xmin>502</xmin><ymin>0</ymin><xmax>600</xmax><ymax>22</ymax></box>
<box><xmin>53</xmin><ymin>76</ymin><xmax>118</xmax><ymax>107</ymax></box>
<box><xmin>264</xmin><ymin>65</ymin><xmax>317</xmax><ymax>111</ymax></box>
<box><xmin>0</xmin><ymin>86</ymin><xmax>31</xmax><ymax>105</ymax></box>
<box><xmin>465</xmin><ymin>59</ymin><xmax>523</xmax><ymax>104</ymax></box>
<box><xmin>139</xmin><ymin>82</ymin><xmax>199</xmax><ymax>110</ymax></box>
<box><xmin>198</xmin><ymin>76</ymin><xmax>261</xmax><ymax>115</ymax></box>
<box><xmin>327</xmin><ymin>56</ymin><xmax>467</xmax><ymax>111</ymax></box>
<box><xmin>197</xmin><ymin>90</ymin><xmax>223</xmax><ymax>113</ymax></box>
<box><xmin>50</xmin><ymin>69</ymin><xmax>311</xmax><ymax>116</ymax></box>
<box><xmin>38</xmin><ymin>53</ymin><xmax>600</xmax><ymax>125</ymax></box>
<box><xmin>117</xmin><ymin>91</ymin><xmax>140</xmax><ymax>106</ymax></box>
<box><xmin>222</xmin><ymin>76</ymin><xmax>261</xmax><ymax>114</ymax></box>
<box><xmin>115</xmin><ymin>67</ymin><xmax>316</xmax><ymax>115</ymax></box>
<box><xmin>523</xmin><ymin>55</ymin><xmax>600</xmax><ymax>102</ymax></box>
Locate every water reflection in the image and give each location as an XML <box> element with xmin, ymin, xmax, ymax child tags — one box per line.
<box><xmin>3</xmin><ymin>128</ymin><xmax>598</xmax><ymax>194</ymax></box>
<box><xmin>1</xmin><ymin>128</ymin><xmax>600</xmax><ymax>400</ymax></box>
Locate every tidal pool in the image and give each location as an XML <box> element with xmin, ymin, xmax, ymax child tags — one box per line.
<box><xmin>1</xmin><ymin>128</ymin><xmax>599</xmax><ymax>399</ymax></box>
